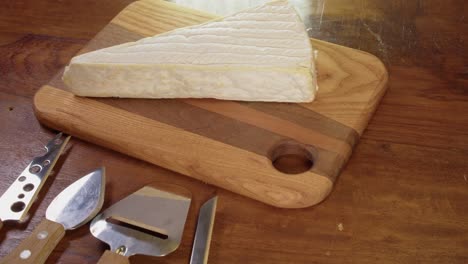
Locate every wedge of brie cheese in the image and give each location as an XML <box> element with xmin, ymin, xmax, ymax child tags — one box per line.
<box><xmin>63</xmin><ymin>0</ymin><xmax>317</xmax><ymax>102</ymax></box>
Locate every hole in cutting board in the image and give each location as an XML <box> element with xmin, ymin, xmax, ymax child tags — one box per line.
<box><xmin>106</xmin><ymin>217</ymin><xmax>169</xmax><ymax>240</ymax></box>
<box><xmin>270</xmin><ymin>141</ymin><xmax>314</xmax><ymax>174</ymax></box>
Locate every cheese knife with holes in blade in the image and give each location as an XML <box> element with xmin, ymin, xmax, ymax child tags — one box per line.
<box><xmin>0</xmin><ymin>167</ymin><xmax>105</xmax><ymax>264</ymax></box>
<box><xmin>0</xmin><ymin>133</ymin><xmax>70</xmax><ymax>229</ymax></box>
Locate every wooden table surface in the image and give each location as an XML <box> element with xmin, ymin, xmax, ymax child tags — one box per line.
<box><xmin>0</xmin><ymin>0</ymin><xmax>467</xmax><ymax>263</ymax></box>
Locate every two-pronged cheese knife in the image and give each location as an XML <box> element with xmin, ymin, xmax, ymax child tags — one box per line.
<box><xmin>0</xmin><ymin>133</ymin><xmax>70</xmax><ymax>229</ymax></box>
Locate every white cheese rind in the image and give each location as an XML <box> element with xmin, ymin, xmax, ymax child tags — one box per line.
<box><xmin>64</xmin><ymin>64</ymin><xmax>314</xmax><ymax>102</ymax></box>
<box><xmin>63</xmin><ymin>0</ymin><xmax>317</xmax><ymax>102</ymax></box>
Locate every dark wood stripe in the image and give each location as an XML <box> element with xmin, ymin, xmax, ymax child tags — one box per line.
<box><xmin>243</xmin><ymin>102</ymin><xmax>359</xmax><ymax>148</ymax></box>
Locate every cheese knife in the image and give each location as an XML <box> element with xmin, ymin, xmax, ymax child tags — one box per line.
<box><xmin>190</xmin><ymin>196</ymin><xmax>218</xmax><ymax>264</ymax></box>
<box><xmin>0</xmin><ymin>168</ymin><xmax>105</xmax><ymax>264</ymax></box>
<box><xmin>0</xmin><ymin>133</ymin><xmax>70</xmax><ymax>229</ymax></box>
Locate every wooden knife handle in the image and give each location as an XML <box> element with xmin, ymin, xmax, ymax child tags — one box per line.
<box><xmin>97</xmin><ymin>250</ymin><xmax>130</xmax><ymax>264</ymax></box>
<box><xmin>0</xmin><ymin>219</ymin><xmax>65</xmax><ymax>264</ymax></box>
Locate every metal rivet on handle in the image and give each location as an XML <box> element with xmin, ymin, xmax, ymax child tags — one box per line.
<box><xmin>37</xmin><ymin>231</ymin><xmax>48</xmax><ymax>240</ymax></box>
<box><xmin>116</xmin><ymin>245</ymin><xmax>127</xmax><ymax>255</ymax></box>
<box><xmin>20</xmin><ymin>250</ymin><xmax>31</xmax><ymax>259</ymax></box>
<box><xmin>29</xmin><ymin>165</ymin><xmax>42</xmax><ymax>174</ymax></box>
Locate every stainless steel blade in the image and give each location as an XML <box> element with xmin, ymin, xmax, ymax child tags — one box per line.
<box><xmin>0</xmin><ymin>133</ymin><xmax>70</xmax><ymax>222</ymax></box>
<box><xmin>190</xmin><ymin>196</ymin><xmax>218</xmax><ymax>264</ymax></box>
<box><xmin>90</xmin><ymin>184</ymin><xmax>191</xmax><ymax>257</ymax></box>
<box><xmin>46</xmin><ymin>167</ymin><xmax>105</xmax><ymax>230</ymax></box>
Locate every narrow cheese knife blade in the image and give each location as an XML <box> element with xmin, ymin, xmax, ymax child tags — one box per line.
<box><xmin>190</xmin><ymin>196</ymin><xmax>218</xmax><ymax>264</ymax></box>
<box><xmin>0</xmin><ymin>168</ymin><xmax>105</xmax><ymax>264</ymax></box>
<box><xmin>0</xmin><ymin>133</ymin><xmax>70</xmax><ymax>227</ymax></box>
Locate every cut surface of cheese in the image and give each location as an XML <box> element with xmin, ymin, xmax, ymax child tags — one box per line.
<box><xmin>63</xmin><ymin>0</ymin><xmax>317</xmax><ymax>102</ymax></box>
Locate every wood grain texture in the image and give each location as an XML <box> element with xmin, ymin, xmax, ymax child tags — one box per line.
<box><xmin>33</xmin><ymin>0</ymin><xmax>387</xmax><ymax>208</ymax></box>
<box><xmin>0</xmin><ymin>0</ymin><xmax>135</xmax><ymax>39</ymax></box>
<box><xmin>0</xmin><ymin>0</ymin><xmax>467</xmax><ymax>263</ymax></box>
<box><xmin>97</xmin><ymin>250</ymin><xmax>130</xmax><ymax>264</ymax></box>
<box><xmin>0</xmin><ymin>219</ymin><xmax>65</xmax><ymax>264</ymax></box>
<box><xmin>0</xmin><ymin>34</ymin><xmax>86</xmax><ymax>98</ymax></box>
<box><xmin>35</xmin><ymin>85</ymin><xmax>333</xmax><ymax>208</ymax></box>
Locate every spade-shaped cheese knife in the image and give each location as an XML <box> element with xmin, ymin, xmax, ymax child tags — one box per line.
<box><xmin>0</xmin><ymin>168</ymin><xmax>105</xmax><ymax>264</ymax></box>
<box><xmin>0</xmin><ymin>133</ymin><xmax>70</xmax><ymax>229</ymax></box>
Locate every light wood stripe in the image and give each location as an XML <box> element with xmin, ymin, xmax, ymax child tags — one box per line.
<box><xmin>300</xmin><ymin>39</ymin><xmax>388</xmax><ymax>134</ymax></box>
<box><xmin>113</xmin><ymin>0</ymin><xmax>218</xmax><ymax>36</ymax></box>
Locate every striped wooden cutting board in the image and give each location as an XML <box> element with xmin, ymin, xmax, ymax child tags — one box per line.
<box><xmin>33</xmin><ymin>0</ymin><xmax>388</xmax><ymax>208</ymax></box>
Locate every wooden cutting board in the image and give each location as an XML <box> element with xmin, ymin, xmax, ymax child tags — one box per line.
<box><xmin>33</xmin><ymin>0</ymin><xmax>387</xmax><ymax>208</ymax></box>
